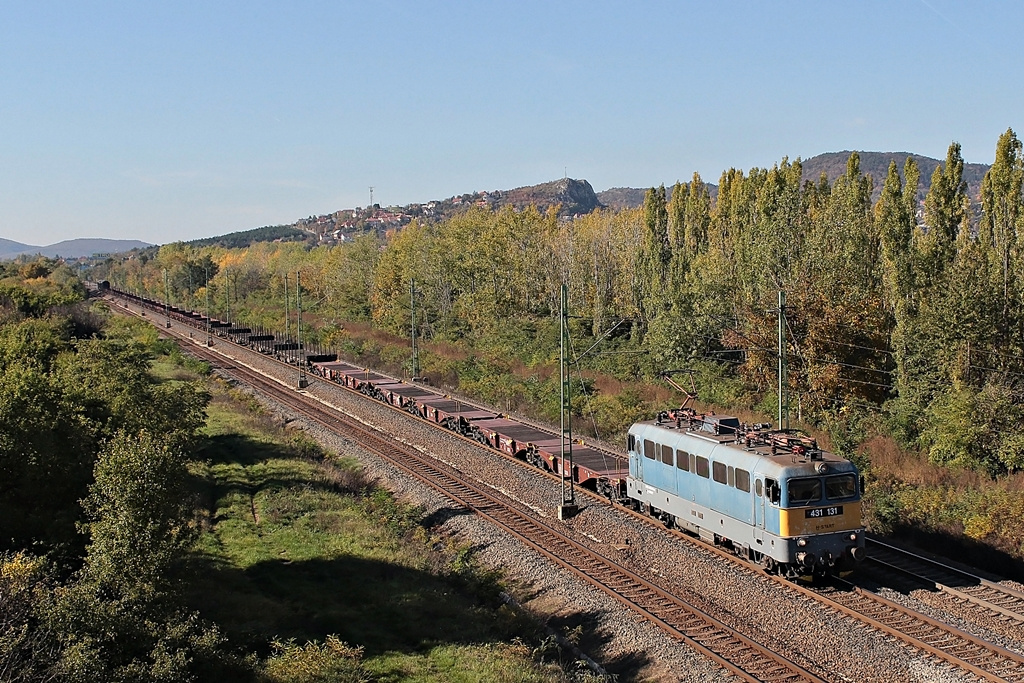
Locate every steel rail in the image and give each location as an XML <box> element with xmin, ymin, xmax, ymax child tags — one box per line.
<box><xmin>820</xmin><ymin>578</ymin><xmax>1024</xmax><ymax>682</ymax></box>
<box><xmin>94</xmin><ymin>292</ymin><xmax>828</xmax><ymax>682</ymax></box>
<box><xmin>172</xmin><ymin>329</ymin><xmax>828</xmax><ymax>683</ymax></box>
<box><xmin>865</xmin><ymin>537</ymin><xmax>1024</xmax><ymax>624</ymax></box>
<box><xmin>107</xmin><ymin>290</ymin><xmax>1024</xmax><ymax>681</ymax></box>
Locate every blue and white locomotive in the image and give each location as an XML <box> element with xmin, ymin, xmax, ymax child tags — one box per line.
<box><xmin>626</xmin><ymin>408</ymin><xmax>866</xmax><ymax>578</ymax></box>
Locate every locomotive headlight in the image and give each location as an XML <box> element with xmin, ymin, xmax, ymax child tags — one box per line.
<box><xmin>849</xmin><ymin>533</ymin><xmax>858</xmax><ymax>541</ymax></box>
<box><xmin>796</xmin><ymin>538</ymin><xmax>807</xmax><ymax>547</ymax></box>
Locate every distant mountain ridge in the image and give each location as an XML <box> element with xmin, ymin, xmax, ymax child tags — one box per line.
<box><xmin>0</xmin><ymin>238</ymin><xmax>151</xmax><ymax>260</ymax></box>
<box><xmin>595</xmin><ymin>187</ymin><xmax>649</xmax><ymax>211</ymax></box>
<box><xmin>800</xmin><ymin>151</ymin><xmax>989</xmax><ymax>203</ymax></box>
<box><xmin>0</xmin><ymin>238</ymin><xmax>32</xmax><ymax>256</ymax></box>
<box><xmin>12</xmin><ymin>150</ymin><xmax>987</xmax><ymax>254</ymax></box>
<box><xmin>595</xmin><ymin>151</ymin><xmax>992</xmax><ymax>210</ymax></box>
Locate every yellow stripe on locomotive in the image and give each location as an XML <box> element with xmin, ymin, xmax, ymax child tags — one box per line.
<box><xmin>779</xmin><ymin>501</ymin><xmax>862</xmax><ymax>537</ymax></box>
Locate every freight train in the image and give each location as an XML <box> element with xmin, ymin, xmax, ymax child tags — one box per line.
<box><xmin>102</xmin><ymin>286</ymin><xmax>866</xmax><ymax>579</ymax></box>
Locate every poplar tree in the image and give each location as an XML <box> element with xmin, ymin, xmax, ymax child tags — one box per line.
<box><xmin>979</xmin><ymin>128</ymin><xmax>1023</xmax><ymax>342</ymax></box>
<box><xmin>878</xmin><ymin>160</ymin><xmax>915</xmax><ymax>310</ymax></box>
<box><xmin>637</xmin><ymin>186</ymin><xmax>670</xmax><ymax>327</ymax></box>
<box><xmin>922</xmin><ymin>142</ymin><xmax>968</xmax><ymax>275</ymax></box>
<box><xmin>877</xmin><ymin>160</ymin><xmax>930</xmax><ymax>440</ymax></box>
<box><xmin>802</xmin><ymin>152</ymin><xmax>877</xmax><ymax>308</ymax></box>
<box><xmin>668</xmin><ymin>181</ymin><xmax>687</xmax><ymax>252</ymax></box>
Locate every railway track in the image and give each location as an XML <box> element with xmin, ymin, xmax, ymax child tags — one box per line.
<box><xmin>864</xmin><ymin>537</ymin><xmax>1024</xmax><ymax>624</ymax></box>
<box><xmin>108</xmin><ymin>291</ymin><xmax>1024</xmax><ymax>681</ymax></box>
<box><xmin>641</xmin><ymin>508</ymin><xmax>1024</xmax><ymax>682</ymax></box>
<box><xmin>805</xmin><ymin>579</ymin><xmax>1024</xmax><ymax>682</ymax></box>
<box><xmin>165</xmin><ymin>325</ymin><xmax>827</xmax><ymax>683</ymax></box>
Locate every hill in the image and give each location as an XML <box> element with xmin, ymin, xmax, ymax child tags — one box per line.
<box><xmin>184</xmin><ymin>224</ymin><xmax>309</xmax><ymax>249</ymax></box>
<box><xmin>495</xmin><ymin>177</ymin><xmax>602</xmax><ymax>216</ymax></box>
<box><xmin>594</xmin><ymin>151</ymin><xmax>991</xmax><ymax>211</ymax></box>
<box><xmin>0</xmin><ymin>237</ymin><xmax>33</xmax><ymax>258</ymax></box>
<box><xmin>0</xmin><ymin>238</ymin><xmax>151</xmax><ymax>260</ymax></box>
<box><xmin>419</xmin><ymin>177</ymin><xmax>603</xmax><ymax>222</ymax></box>
<box><xmin>596</xmin><ymin>187</ymin><xmax>649</xmax><ymax>211</ymax></box>
<box><xmin>288</xmin><ymin>178</ymin><xmax>605</xmax><ymax>245</ymax></box>
<box><xmin>800</xmin><ymin>151</ymin><xmax>990</xmax><ymax>203</ymax></box>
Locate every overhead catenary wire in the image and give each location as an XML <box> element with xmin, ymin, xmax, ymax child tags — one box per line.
<box><xmin>795</xmin><ymin>335</ymin><xmax>895</xmax><ymax>356</ymax></box>
<box><xmin>703</xmin><ymin>342</ymin><xmax>896</xmax><ymax>378</ymax></box>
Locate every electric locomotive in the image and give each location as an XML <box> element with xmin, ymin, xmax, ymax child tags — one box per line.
<box><xmin>626</xmin><ymin>408</ymin><xmax>865</xmax><ymax>578</ymax></box>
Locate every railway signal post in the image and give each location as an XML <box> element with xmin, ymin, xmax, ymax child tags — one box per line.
<box><xmin>205</xmin><ymin>267</ymin><xmax>212</xmax><ymax>346</ymax></box>
<box><xmin>297</xmin><ymin>270</ymin><xmax>308</xmax><ymax>389</ymax></box>
<box><xmin>777</xmin><ymin>289</ymin><xmax>788</xmax><ymax>429</ymax></box>
<box><xmin>558</xmin><ymin>283</ymin><xmax>579</xmax><ymax>520</ymax></box>
<box><xmin>163</xmin><ymin>269</ymin><xmax>171</xmax><ymax>328</ymax></box>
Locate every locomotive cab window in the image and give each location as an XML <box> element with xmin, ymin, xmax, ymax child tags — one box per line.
<box><xmin>676</xmin><ymin>449</ymin><xmax>689</xmax><ymax>471</ymax></box>
<box><xmin>661</xmin><ymin>444</ymin><xmax>674</xmax><ymax>465</ymax></box>
<box><xmin>765</xmin><ymin>478</ymin><xmax>780</xmax><ymax>505</ymax></box>
<box><xmin>787</xmin><ymin>478</ymin><xmax>822</xmax><ymax>505</ymax></box>
<box><xmin>628</xmin><ymin>435</ymin><xmax>635</xmax><ymax>453</ymax></box>
<box><xmin>695</xmin><ymin>456</ymin><xmax>710</xmax><ymax>478</ymax></box>
<box><xmin>644</xmin><ymin>439</ymin><xmax>656</xmax><ymax>459</ymax></box>
<box><xmin>826</xmin><ymin>474</ymin><xmax>857</xmax><ymax>500</ymax></box>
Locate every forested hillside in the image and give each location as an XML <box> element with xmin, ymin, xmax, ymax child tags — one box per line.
<box><xmin>97</xmin><ymin>129</ymin><xmax>1024</xmax><ymax>567</ymax></box>
<box><xmin>801</xmin><ymin>150</ymin><xmax>991</xmax><ymax>204</ymax></box>
<box><xmin>597</xmin><ymin>150</ymin><xmax>991</xmax><ymax>211</ymax></box>
<box><xmin>184</xmin><ymin>224</ymin><xmax>309</xmax><ymax>249</ymax></box>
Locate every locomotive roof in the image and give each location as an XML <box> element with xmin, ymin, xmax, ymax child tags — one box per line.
<box><xmin>630</xmin><ymin>418</ymin><xmax>857</xmax><ymax>479</ymax></box>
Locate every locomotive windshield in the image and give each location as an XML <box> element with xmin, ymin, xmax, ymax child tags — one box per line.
<box><xmin>787</xmin><ymin>478</ymin><xmax>822</xmax><ymax>505</ymax></box>
<box><xmin>826</xmin><ymin>474</ymin><xmax>858</xmax><ymax>500</ymax></box>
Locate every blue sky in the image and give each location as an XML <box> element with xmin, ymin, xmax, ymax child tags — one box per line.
<box><xmin>2</xmin><ymin>1</ymin><xmax>1022</xmax><ymax>245</ymax></box>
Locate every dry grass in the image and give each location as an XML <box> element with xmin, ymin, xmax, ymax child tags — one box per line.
<box><xmin>862</xmin><ymin>435</ymin><xmax>988</xmax><ymax>489</ymax></box>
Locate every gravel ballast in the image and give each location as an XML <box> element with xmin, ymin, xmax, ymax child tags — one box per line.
<box><xmin>157</xmin><ymin>316</ymin><xmax>1016</xmax><ymax>683</ymax></box>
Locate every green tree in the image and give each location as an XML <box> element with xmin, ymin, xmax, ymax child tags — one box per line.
<box><xmin>47</xmin><ymin>431</ymin><xmax>234</xmax><ymax>683</ymax></box>
<box><xmin>0</xmin><ymin>552</ymin><xmax>60</xmax><ymax>683</ymax></box>
<box><xmin>979</xmin><ymin>128</ymin><xmax>1023</xmax><ymax>344</ymax></box>
<box><xmin>0</xmin><ymin>362</ymin><xmax>95</xmax><ymax>556</ymax></box>
<box><xmin>637</xmin><ymin>186</ymin><xmax>670</xmax><ymax>328</ymax></box>
<box><xmin>877</xmin><ymin>160</ymin><xmax>916</xmax><ymax>311</ymax></box>
<box><xmin>921</xmin><ymin>142</ymin><xmax>968</xmax><ymax>276</ymax></box>
<box><xmin>78</xmin><ymin>431</ymin><xmax>194</xmax><ymax>599</ymax></box>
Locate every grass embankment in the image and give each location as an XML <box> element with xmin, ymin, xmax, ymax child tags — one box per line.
<box><xmin>150</xmin><ymin>355</ymin><xmax>590</xmax><ymax>682</ymax></box>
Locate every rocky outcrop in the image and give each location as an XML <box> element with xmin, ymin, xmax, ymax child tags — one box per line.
<box><xmin>501</xmin><ymin>178</ymin><xmax>603</xmax><ymax>217</ymax></box>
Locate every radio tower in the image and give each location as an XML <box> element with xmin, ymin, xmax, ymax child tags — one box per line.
<box><xmin>369</xmin><ymin>186</ymin><xmax>375</xmax><ymax>207</ymax></box>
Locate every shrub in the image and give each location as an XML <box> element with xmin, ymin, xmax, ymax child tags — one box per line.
<box><xmin>261</xmin><ymin>636</ymin><xmax>368</xmax><ymax>683</ymax></box>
